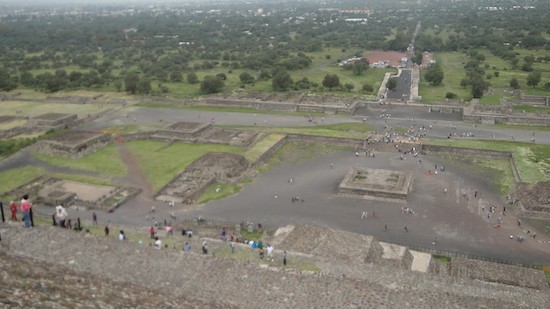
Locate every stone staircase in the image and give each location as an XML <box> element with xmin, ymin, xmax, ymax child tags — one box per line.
<box><xmin>1</xmin><ymin>222</ymin><xmax>549</xmax><ymax>308</ymax></box>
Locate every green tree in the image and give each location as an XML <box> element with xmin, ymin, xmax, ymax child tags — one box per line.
<box><xmin>20</xmin><ymin>71</ymin><xmax>35</xmax><ymax>87</ymax></box>
<box><xmin>322</xmin><ymin>74</ymin><xmax>340</xmax><ymax>90</ymax></box>
<box><xmin>187</xmin><ymin>72</ymin><xmax>199</xmax><ymax>84</ymax></box>
<box><xmin>509</xmin><ymin>78</ymin><xmax>520</xmax><ymax>89</ymax></box>
<box><xmin>136</xmin><ymin>78</ymin><xmax>152</xmax><ymax>94</ymax></box>
<box><xmin>258</xmin><ymin>69</ymin><xmax>271</xmax><ymax>81</ymax></box>
<box><xmin>344</xmin><ymin>83</ymin><xmax>355</xmax><ymax>92</ymax></box>
<box><xmin>216</xmin><ymin>73</ymin><xmax>227</xmax><ymax>81</ymax></box>
<box><xmin>0</xmin><ymin>68</ymin><xmax>17</xmax><ymax>91</ymax></box>
<box><xmin>460</xmin><ymin>78</ymin><xmax>469</xmax><ymax>88</ymax></box>
<box><xmin>362</xmin><ymin>83</ymin><xmax>374</xmax><ymax>93</ymax></box>
<box><xmin>526</xmin><ymin>71</ymin><xmax>541</xmax><ymax>88</ymax></box>
<box><xmin>272</xmin><ymin>70</ymin><xmax>293</xmax><ymax>91</ymax></box>
<box><xmin>114</xmin><ymin>80</ymin><xmax>123</xmax><ymax>92</ymax></box>
<box><xmin>169</xmin><ymin>71</ymin><xmax>182</xmax><ymax>82</ymax></box>
<box><xmin>511</xmin><ymin>58</ymin><xmax>519</xmax><ymax>69</ymax></box>
<box><xmin>424</xmin><ymin>64</ymin><xmax>444</xmax><ymax>86</ymax></box>
<box><xmin>352</xmin><ymin>61</ymin><xmax>367</xmax><ymax>76</ymax></box>
<box><xmin>471</xmin><ymin>76</ymin><xmax>489</xmax><ymax>98</ymax></box>
<box><xmin>295</xmin><ymin>77</ymin><xmax>312</xmax><ymax>89</ymax></box>
<box><xmin>200</xmin><ymin>75</ymin><xmax>224</xmax><ymax>94</ymax></box>
<box><xmin>239</xmin><ymin>72</ymin><xmax>255</xmax><ymax>84</ymax></box>
<box><xmin>124</xmin><ymin>72</ymin><xmax>139</xmax><ymax>94</ymax></box>
<box><xmin>386</xmin><ymin>78</ymin><xmax>397</xmax><ymax>91</ymax></box>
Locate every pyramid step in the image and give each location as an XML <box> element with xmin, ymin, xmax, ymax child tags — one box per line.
<box><xmin>409</xmin><ymin>250</ymin><xmax>432</xmax><ymax>273</ymax></box>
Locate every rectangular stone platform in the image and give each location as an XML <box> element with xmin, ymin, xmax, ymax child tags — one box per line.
<box><xmin>338</xmin><ymin>167</ymin><xmax>413</xmax><ymax>201</ymax></box>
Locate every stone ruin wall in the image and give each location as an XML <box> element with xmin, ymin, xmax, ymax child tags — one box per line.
<box><xmin>156</xmin><ymin>153</ymin><xmax>249</xmax><ymax>203</ymax></box>
<box><xmin>421</xmin><ymin>144</ymin><xmax>512</xmax><ymax>159</ymax></box>
<box><xmin>251</xmin><ymin>135</ymin><xmax>288</xmax><ymax>167</ymax></box>
<box><xmin>520</xmin><ymin>95</ymin><xmax>550</xmax><ymax>106</ymax></box>
<box><xmin>449</xmin><ymin>257</ymin><xmax>549</xmax><ymax>291</ymax></box>
<box><xmin>338</xmin><ymin>186</ymin><xmax>410</xmax><ymax>200</ymax></box>
<box><xmin>33</xmin><ymin>134</ymin><xmax>111</xmax><ymax>159</ymax></box>
<box><xmin>202</xmin><ymin>97</ymin><xmax>359</xmax><ymax>114</ymax></box>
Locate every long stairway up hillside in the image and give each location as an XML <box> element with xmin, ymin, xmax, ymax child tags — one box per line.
<box><xmin>1</xmin><ymin>223</ymin><xmax>549</xmax><ymax>308</ymax></box>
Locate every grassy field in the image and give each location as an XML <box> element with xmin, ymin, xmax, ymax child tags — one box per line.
<box><xmin>125</xmin><ymin>140</ymin><xmax>242</xmax><ymax>193</ymax></box>
<box><xmin>0</xmin><ymin>166</ymin><xmax>45</xmax><ymax>199</ymax></box>
<box><xmin>478</xmin><ymin>123</ymin><xmax>550</xmax><ymax>132</ymax></box>
<box><xmin>233</xmin><ymin>122</ymin><xmax>374</xmax><ymax>139</ymax></box>
<box><xmin>33</xmin><ymin>144</ymin><xmax>127</xmax><ymax>177</ymax></box>
<box><xmin>422</xmin><ymin>48</ymin><xmax>550</xmax><ymax>103</ymax></box>
<box><xmin>0</xmin><ymin>100</ymin><xmax>108</xmax><ymax>118</ymax></box>
<box><xmin>512</xmin><ymin>105</ymin><xmax>550</xmax><ymax>113</ymax></box>
<box><xmin>244</xmin><ymin>133</ymin><xmax>286</xmax><ymax>163</ymax></box>
<box><xmin>196</xmin><ymin>182</ymin><xmax>242</xmax><ymax>204</ymax></box>
<box><xmin>425</xmin><ymin>139</ymin><xmax>550</xmax><ymax>183</ymax></box>
<box><xmin>420</xmin><ymin>52</ymin><xmax>471</xmax><ymax>103</ymax></box>
<box><xmin>136</xmin><ymin>102</ymin><xmax>328</xmax><ymax>117</ymax></box>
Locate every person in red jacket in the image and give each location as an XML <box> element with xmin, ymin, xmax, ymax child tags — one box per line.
<box><xmin>9</xmin><ymin>201</ymin><xmax>17</xmax><ymax>221</ymax></box>
<box><xmin>20</xmin><ymin>194</ymin><xmax>32</xmax><ymax>228</ymax></box>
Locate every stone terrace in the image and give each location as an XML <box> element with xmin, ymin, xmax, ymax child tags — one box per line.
<box><xmin>33</xmin><ymin>131</ymin><xmax>111</xmax><ymax>158</ymax></box>
<box><xmin>1</xmin><ymin>223</ymin><xmax>549</xmax><ymax>308</ymax></box>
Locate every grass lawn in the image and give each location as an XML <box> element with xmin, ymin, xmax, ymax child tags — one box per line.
<box><xmin>163</xmin><ymin>47</ymin><xmax>391</xmax><ymax>97</ymax></box>
<box><xmin>33</xmin><ymin>144</ymin><xmax>127</xmax><ymax>176</ymax></box>
<box><xmin>244</xmin><ymin>133</ymin><xmax>286</xmax><ymax>162</ymax></box>
<box><xmin>196</xmin><ymin>182</ymin><xmax>242</xmax><ymax>204</ymax></box>
<box><xmin>432</xmin><ymin>254</ymin><xmax>451</xmax><ymax>263</ymax></box>
<box><xmin>512</xmin><ymin>105</ymin><xmax>550</xmax><ymax>113</ymax></box>
<box><xmin>420</xmin><ymin>52</ymin><xmax>471</xmax><ymax>103</ymax></box>
<box><xmin>235</xmin><ymin>122</ymin><xmax>374</xmax><ymax>139</ymax></box>
<box><xmin>421</xmin><ymin>48</ymin><xmax>550</xmax><ymax>103</ymax></box>
<box><xmin>425</xmin><ymin>139</ymin><xmax>550</xmax><ymax>183</ymax></box>
<box><xmin>125</xmin><ymin>140</ymin><xmax>242</xmax><ymax>193</ymax></box>
<box><xmin>479</xmin><ymin>123</ymin><xmax>550</xmax><ymax>132</ymax></box>
<box><xmin>275</xmin><ymin>122</ymin><xmax>374</xmax><ymax>138</ymax></box>
<box><xmin>0</xmin><ymin>100</ymin><xmax>106</xmax><ymax>119</ymax></box>
<box><xmin>136</xmin><ymin>102</ymin><xmax>327</xmax><ymax>117</ymax></box>
<box><xmin>479</xmin><ymin>94</ymin><xmax>502</xmax><ymax>105</ymax></box>
<box><xmin>0</xmin><ymin>166</ymin><xmax>45</xmax><ymax>199</ymax></box>
<box><xmin>0</xmin><ymin>119</ymin><xmax>26</xmax><ymax>131</ymax></box>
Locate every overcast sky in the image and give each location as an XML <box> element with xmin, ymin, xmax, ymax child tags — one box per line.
<box><xmin>0</xmin><ymin>0</ymin><xmax>198</xmax><ymax>5</ymax></box>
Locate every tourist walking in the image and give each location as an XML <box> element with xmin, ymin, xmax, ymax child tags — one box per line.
<box><xmin>92</xmin><ymin>212</ymin><xmax>97</xmax><ymax>226</ymax></box>
<box><xmin>9</xmin><ymin>201</ymin><xmax>17</xmax><ymax>221</ymax></box>
<box><xmin>119</xmin><ymin>230</ymin><xmax>126</xmax><ymax>240</ymax></box>
<box><xmin>104</xmin><ymin>225</ymin><xmax>110</xmax><ymax>236</ymax></box>
<box><xmin>283</xmin><ymin>251</ymin><xmax>287</xmax><ymax>266</ymax></box>
<box><xmin>20</xmin><ymin>195</ymin><xmax>32</xmax><ymax>228</ymax></box>
<box><xmin>266</xmin><ymin>244</ymin><xmax>274</xmax><ymax>261</ymax></box>
<box><xmin>202</xmin><ymin>241</ymin><xmax>208</xmax><ymax>254</ymax></box>
<box><xmin>154</xmin><ymin>237</ymin><xmax>162</xmax><ymax>249</ymax></box>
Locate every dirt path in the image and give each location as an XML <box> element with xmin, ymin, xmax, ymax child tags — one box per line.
<box><xmin>117</xmin><ymin>142</ymin><xmax>153</xmax><ymax>197</ymax></box>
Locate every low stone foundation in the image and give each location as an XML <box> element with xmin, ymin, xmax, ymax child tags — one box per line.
<box><xmin>338</xmin><ymin>167</ymin><xmax>413</xmax><ymax>201</ymax></box>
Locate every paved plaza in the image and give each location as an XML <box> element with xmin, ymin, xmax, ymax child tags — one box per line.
<box><xmin>4</xmin><ymin>104</ymin><xmax>549</xmax><ymax>265</ymax></box>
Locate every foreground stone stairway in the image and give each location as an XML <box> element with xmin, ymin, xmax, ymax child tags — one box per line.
<box><xmin>1</xmin><ymin>223</ymin><xmax>548</xmax><ymax>308</ymax></box>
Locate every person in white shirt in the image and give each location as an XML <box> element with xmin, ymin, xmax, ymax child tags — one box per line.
<box><xmin>119</xmin><ymin>230</ymin><xmax>126</xmax><ymax>240</ymax></box>
<box><xmin>266</xmin><ymin>244</ymin><xmax>274</xmax><ymax>261</ymax></box>
<box><xmin>154</xmin><ymin>237</ymin><xmax>162</xmax><ymax>249</ymax></box>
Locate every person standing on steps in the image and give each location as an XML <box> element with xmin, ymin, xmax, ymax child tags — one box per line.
<box><xmin>9</xmin><ymin>201</ymin><xmax>17</xmax><ymax>221</ymax></box>
<box><xmin>20</xmin><ymin>195</ymin><xmax>32</xmax><ymax>228</ymax></box>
